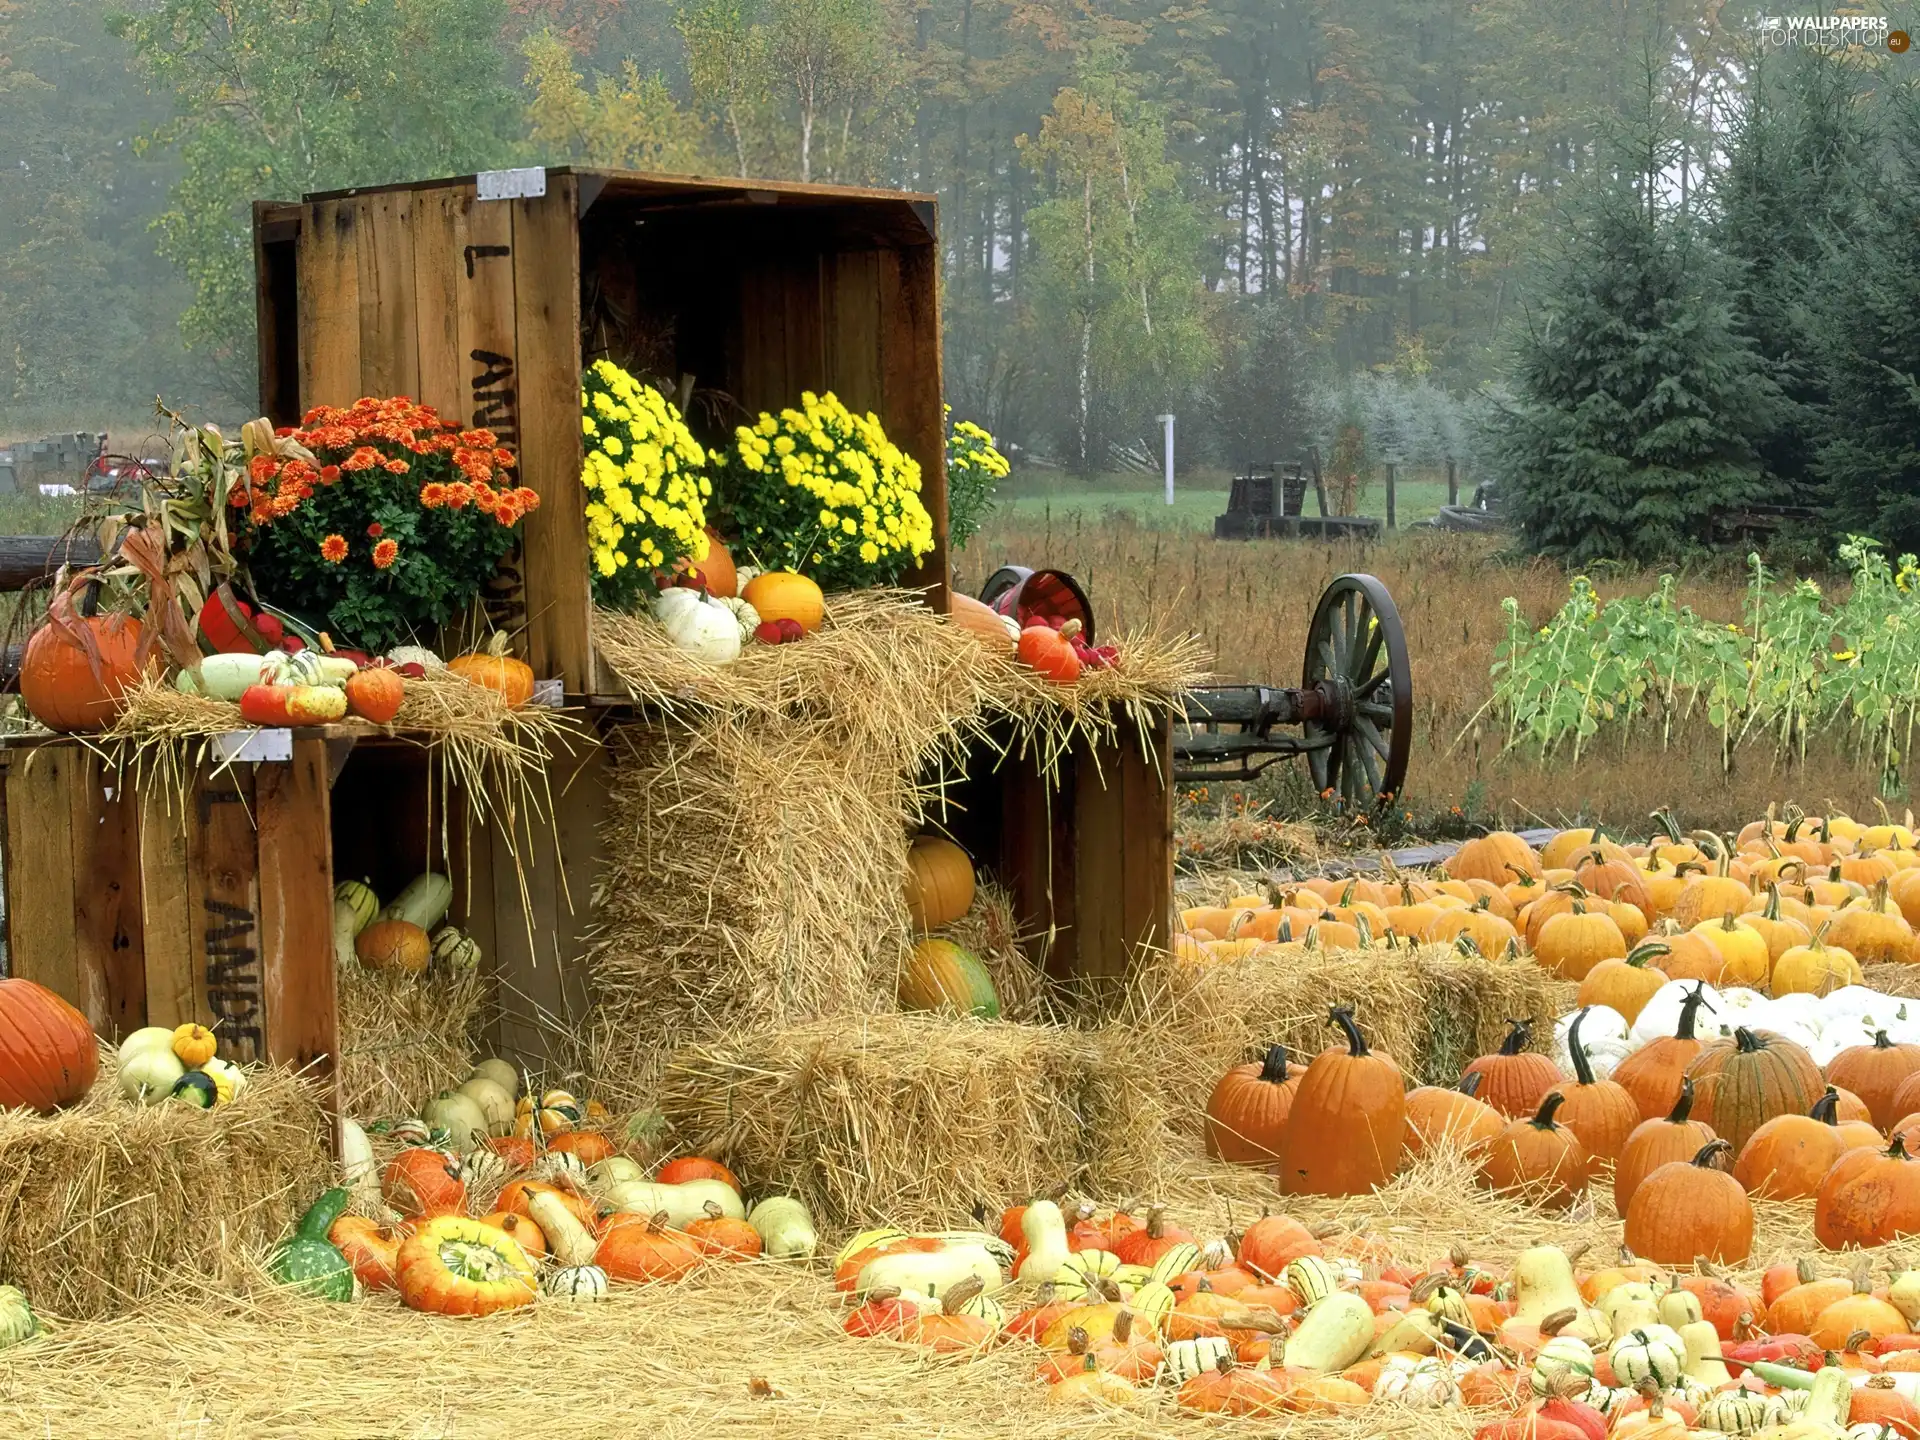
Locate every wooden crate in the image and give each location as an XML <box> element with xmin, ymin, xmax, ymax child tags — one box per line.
<box><xmin>0</xmin><ymin>738</ymin><xmax>337</xmax><ymax>1083</ymax></box>
<box><xmin>253</xmin><ymin>169</ymin><xmax>950</xmax><ymax>696</ymax></box>
<box><xmin>250</xmin><ymin>166</ymin><xmax>1171</xmax><ymax>989</ymax></box>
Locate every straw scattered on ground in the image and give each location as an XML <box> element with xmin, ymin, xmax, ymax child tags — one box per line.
<box><xmin>16</xmin><ymin>1147</ymin><xmax>1920</xmax><ymax>1439</ymax></box>
<box><xmin>0</xmin><ymin>1061</ymin><xmax>329</xmax><ymax>1319</ymax></box>
<box><xmin>335</xmin><ymin>965</ymin><xmax>491</xmax><ymax>1119</ymax></box>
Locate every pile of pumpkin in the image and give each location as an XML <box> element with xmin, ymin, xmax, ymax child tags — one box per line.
<box><xmin>1203</xmin><ymin>990</ymin><xmax>1920</xmax><ymax>1260</ymax></box>
<box><xmin>113</xmin><ymin>1022</ymin><xmax>252</xmax><ymax>1108</ymax></box>
<box><xmin>278</xmin><ymin>1060</ymin><xmax>820</xmax><ymax>1313</ymax></box>
<box><xmin>898</xmin><ymin>833</ymin><xmax>1002</xmax><ymax>1018</ymax></box>
<box><xmin>1178</xmin><ymin>810</ymin><xmax>1920</xmax><ymax>994</ymax></box>
<box><xmin>831</xmin><ymin>1197</ymin><xmax>1920</xmax><ymax>1430</ymax></box>
<box><xmin>331</xmin><ymin>872</ymin><xmax>480</xmax><ymax>976</ymax></box>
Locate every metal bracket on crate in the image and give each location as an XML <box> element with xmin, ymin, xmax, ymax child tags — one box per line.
<box><xmin>209</xmin><ymin>728</ymin><xmax>293</xmax><ymax>764</ymax></box>
<box><xmin>532</xmin><ymin>678</ymin><xmax>564</xmax><ymax>708</ymax></box>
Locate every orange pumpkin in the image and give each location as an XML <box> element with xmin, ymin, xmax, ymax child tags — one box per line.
<box><xmin>1449</xmin><ymin>832</ymin><xmax>1543</xmax><ymax>885</ymax></box>
<box><xmin>1534</xmin><ymin>902</ymin><xmax>1628</xmax><ymax>981</ymax></box>
<box><xmin>383</xmin><ymin>1147</ymin><xmax>467</xmax><ymax>1218</ymax></box>
<box><xmin>354</xmin><ymin>919</ymin><xmax>431</xmax><ymax>973</ymax></box>
<box><xmin>656</xmin><ymin>1156</ymin><xmax>742</xmax><ymax>1191</ymax></box>
<box><xmin>546</xmin><ymin>1130</ymin><xmax>617</xmax><ymax>1167</ymax></box>
<box><xmin>1477</xmin><ymin>1092</ymin><xmax>1590</xmax><ymax>1208</ymax></box>
<box><xmin>1549</xmin><ymin>1011</ymin><xmax>1641</xmax><ymax>1163</ymax></box>
<box><xmin>685</xmin><ymin>1200</ymin><xmax>763</xmax><ymax>1259</ymax></box>
<box><xmin>1828</xmin><ymin>1031</ymin><xmax>1920</xmax><ymax>1130</ymax></box>
<box><xmin>902</xmin><ymin>1279</ymin><xmax>996</xmax><ymax>1352</ymax></box>
<box><xmin>905</xmin><ymin>835</ymin><xmax>975</xmax><ymax>932</ymax></box>
<box><xmin>1176</xmin><ymin>1356</ymin><xmax>1288</xmax><ymax>1416</ymax></box>
<box><xmin>1234</xmin><ymin>1215</ymin><xmax>1322</xmax><ymax>1280</ymax></box>
<box><xmin>0</xmin><ymin>977</ymin><xmax>98</xmax><ymax>1112</ymax></box>
<box><xmin>395</xmin><ymin>1215</ymin><xmax>538</xmax><ymax>1316</ymax></box>
<box><xmin>20</xmin><ymin>597</ymin><xmax>148</xmax><ymax>733</ymax></box>
<box><xmin>1461</xmin><ymin>1020</ymin><xmax>1563</xmax><ymax>1119</ymax></box>
<box><xmin>1815</xmin><ymin>1136</ymin><xmax>1920</xmax><ymax>1249</ymax></box>
<box><xmin>447</xmin><ymin>632</ymin><xmax>535</xmax><ymax>707</ymax></box>
<box><xmin>674</xmin><ymin>528</ymin><xmax>737</xmax><ymax>597</ymax></box>
<box><xmin>344</xmin><ymin>665</ymin><xmax>405</xmax><ymax>723</ymax></box>
<box><xmin>1404</xmin><ymin>1072</ymin><xmax>1505</xmax><ymax>1158</ymax></box>
<box><xmin>1274</xmin><ymin>1007</ymin><xmax>1405</xmax><ymax>1197</ymax></box>
<box><xmin>1614</xmin><ymin>1077</ymin><xmax>1717</xmax><ymax>1215</ymax></box>
<box><xmin>1622</xmin><ymin>1139</ymin><xmax>1753</xmax><ymax>1264</ymax></box>
<box><xmin>1612</xmin><ymin>983</ymin><xmax>1711</xmax><ymax>1120</ymax></box>
<box><xmin>1204</xmin><ymin>1045</ymin><xmax>1301</xmax><ymax>1164</ymax></box>
<box><xmin>1576</xmin><ymin>943</ymin><xmax>1671</xmax><ymax>1025</ymax></box>
<box><xmin>1808</xmin><ymin>1272</ymin><xmax>1907</xmax><ymax>1350</ymax></box>
<box><xmin>1735</xmin><ymin>1087</ymin><xmax>1883</xmax><ymax>1198</ymax></box>
<box><xmin>480</xmin><ymin>1210</ymin><xmax>547</xmax><ymax>1263</ymax></box>
<box><xmin>595</xmin><ymin>1211</ymin><xmax>703</xmax><ymax>1282</ymax></box>
<box><xmin>1686</xmin><ymin>1026</ymin><xmax>1825</xmax><ymax>1153</ymax></box>
<box><xmin>742</xmin><ymin>571</ymin><xmax>825</xmax><ymax>634</ymax></box>
<box><xmin>329</xmin><ymin>1214</ymin><xmax>404</xmax><ymax>1291</ymax></box>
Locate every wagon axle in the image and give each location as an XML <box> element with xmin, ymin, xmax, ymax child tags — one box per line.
<box><xmin>1173</xmin><ymin>573</ymin><xmax>1412</xmax><ymax>809</ymax></box>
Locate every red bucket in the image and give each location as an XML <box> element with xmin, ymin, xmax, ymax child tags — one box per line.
<box><xmin>978</xmin><ymin>567</ymin><xmax>1095</xmax><ymax>643</ymax></box>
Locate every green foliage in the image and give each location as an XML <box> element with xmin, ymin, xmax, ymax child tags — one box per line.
<box><xmin>1211</xmin><ymin>300</ymin><xmax>1318</xmax><ymax>468</ymax></box>
<box><xmin>523</xmin><ymin>31</ymin><xmax>715</xmax><ymax>173</ymax></box>
<box><xmin>1485</xmin><ymin>539</ymin><xmax>1920</xmax><ymax>793</ymax></box>
<box><xmin>1804</xmin><ymin>91</ymin><xmax>1920</xmax><ymax>552</ymax></box>
<box><xmin>110</xmin><ymin>0</ymin><xmax>521</xmax><ymax>378</ymax></box>
<box><xmin>1487</xmin><ymin>160</ymin><xmax>1779</xmax><ymax>563</ymax></box>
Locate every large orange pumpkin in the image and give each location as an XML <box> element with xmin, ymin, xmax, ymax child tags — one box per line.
<box><xmin>1815</xmin><ymin>1136</ymin><xmax>1920</xmax><ymax>1249</ymax></box>
<box><xmin>1612</xmin><ymin>983</ymin><xmax>1711</xmax><ymax>1121</ymax></box>
<box><xmin>20</xmin><ymin>607</ymin><xmax>148</xmax><ymax>733</ymax></box>
<box><xmin>1735</xmin><ymin>1087</ymin><xmax>1883</xmax><ymax>1199</ymax></box>
<box><xmin>1686</xmin><ymin>1027</ymin><xmax>1825</xmax><ymax>1153</ymax></box>
<box><xmin>1549</xmin><ymin>1010</ymin><xmax>1641</xmax><ymax>1163</ymax></box>
<box><xmin>1204</xmin><ymin>1045</ymin><xmax>1301</xmax><ymax>1165</ymax></box>
<box><xmin>1827</xmin><ymin>1031</ymin><xmax>1920</xmax><ymax>1130</ymax></box>
<box><xmin>383</xmin><ymin>1147</ymin><xmax>468</xmax><ymax>1217</ymax></box>
<box><xmin>1622</xmin><ymin>1139</ymin><xmax>1752</xmax><ymax>1265</ymax></box>
<box><xmin>0</xmin><ymin>977</ymin><xmax>98</xmax><ymax>1112</ymax></box>
<box><xmin>1274</xmin><ymin>1007</ymin><xmax>1405</xmax><ymax>1197</ymax></box>
<box><xmin>1615</xmin><ymin>1077</ymin><xmax>1718</xmax><ymax>1215</ymax></box>
<box><xmin>596</xmin><ymin>1211</ymin><xmax>703</xmax><ymax>1282</ymax></box>
<box><xmin>905</xmin><ymin>835</ymin><xmax>975</xmax><ymax>931</ymax></box>
<box><xmin>1448</xmin><ymin>831</ymin><xmax>1542</xmax><ymax>885</ymax></box>
<box><xmin>1476</xmin><ymin>1091</ymin><xmax>1591</xmax><ymax>1209</ymax></box>
<box><xmin>1460</xmin><ymin>1020</ymin><xmax>1563</xmax><ymax>1119</ymax></box>
<box><xmin>1403</xmin><ymin>1071</ymin><xmax>1505</xmax><ymax>1158</ymax></box>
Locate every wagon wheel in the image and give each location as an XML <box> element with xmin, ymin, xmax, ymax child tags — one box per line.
<box><xmin>1302</xmin><ymin>573</ymin><xmax>1412</xmax><ymax>811</ymax></box>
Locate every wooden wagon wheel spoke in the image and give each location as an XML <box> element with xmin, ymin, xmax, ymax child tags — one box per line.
<box><xmin>1303</xmin><ymin>574</ymin><xmax>1413</xmax><ymax>810</ymax></box>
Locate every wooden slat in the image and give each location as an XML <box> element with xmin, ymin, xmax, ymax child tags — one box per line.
<box><xmin>1000</xmin><ymin>749</ymin><xmax>1078</xmax><ymax>983</ymax></box>
<box><xmin>412</xmin><ymin>186</ymin><xmax>466</xmax><ymax>422</ymax></box>
<box><xmin>5</xmin><ymin>748</ymin><xmax>76</xmax><ymax>1005</ymax></box>
<box><xmin>1117</xmin><ymin>715</ymin><xmax>1174</xmax><ymax>970</ymax></box>
<box><xmin>258</xmin><ymin>739</ymin><xmax>337</xmax><ymax>1093</ymax></box>
<box><xmin>823</xmin><ymin>249</ymin><xmax>885</xmax><ymax>414</ymax></box>
<box><xmin>69</xmin><ymin>752</ymin><xmax>145</xmax><ymax>1039</ymax></box>
<box><xmin>879</xmin><ymin>243</ymin><xmax>949</xmax><ymax>610</ymax></box>
<box><xmin>253</xmin><ymin>201</ymin><xmax>302</xmax><ymax>426</ymax></box>
<box><xmin>139</xmin><ymin>788</ymin><xmax>196</xmax><ymax>1030</ymax></box>
<box><xmin>191</xmin><ymin>766</ymin><xmax>262</xmax><ymax>1064</ymax></box>
<box><xmin>511</xmin><ymin>175</ymin><xmax>593</xmax><ymax>692</ymax></box>
<box><xmin>456</xmin><ymin>186</ymin><xmax>526</xmax><ymax>643</ymax></box>
<box><xmin>297</xmin><ymin>198</ymin><xmax>362</xmax><ymax>411</ymax></box>
<box><xmin>1071</xmin><ymin>738</ymin><xmax>1128</xmax><ymax>990</ymax></box>
<box><xmin>449</xmin><ymin>789</ymin><xmax>499</xmax><ymax>998</ymax></box>
<box><xmin>355</xmin><ymin>191</ymin><xmax>420</xmax><ymax>400</ymax></box>
<box><xmin>549</xmin><ymin>733</ymin><xmax>606</xmax><ymax>1029</ymax></box>
<box><xmin>485</xmin><ymin>802</ymin><xmax>564</xmax><ymax>1072</ymax></box>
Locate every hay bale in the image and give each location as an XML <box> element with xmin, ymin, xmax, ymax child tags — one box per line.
<box><xmin>335</xmin><ymin>966</ymin><xmax>490</xmax><ymax>1119</ymax></box>
<box><xmin>939</xmin><ymin>881</ymin><xmax>1050</xmax><ymax>1025</ymax></box>
<box><xmin>586</xmin><ymin>591</ymin><xmax>1203</xmax><ymax>1104</ymax></box>
<box><xmin>0</xmin><ymin>1064</ymin><xmax>329</xmax><ymax>1318</ymax></box>
<box><xmin>658</xmin><ymin>1014</ymin><xmax>1151</xmax><ymax>1229</ymax></box>
<box><xmin>1123</xmin><ymin>941</ymin><xmax>1573</xmax><ymax>1145</ymax></box>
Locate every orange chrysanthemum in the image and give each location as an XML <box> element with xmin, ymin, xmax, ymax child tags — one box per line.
<box><xmin>383</xmin><ymin>458</ymin><xmax>410</xmax><ymax>475</ymax></box>
<box><xmin>371</xmin><ymin>538</ymin><xmax>399</xmax><ymax>569</ymax></box>
<box><xmin>419</xmin><ymin>482</ymin><xmax>447</xmax><ymax>508</ymax></box>
<box><xmin>320</xmin><ymin>534</ymin><xmax>348</xmax><ymax>563</ymax></box>
<box><xmin>445</xmin><ymin>482</ymin><xmax>472</xmax><ymax>510</ymax></box>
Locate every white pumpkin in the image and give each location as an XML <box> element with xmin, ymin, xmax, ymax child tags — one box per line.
<box><xmin>1530</xmin><ymin>1334</ymin><xmax>1596</xmax><ymax>1398</ymax></box>
<box><xmin>1811</xmin><ymin>1019</ymin><xmax>1877</xmax><ymax>1069</ymax></box>
<box><xmin>587</xmin><ymin>1155</ymin><xmax>645</xmax><ymax>1190</ymax></box>
<box><xmin>421</xmin><ymin>1090</ymin><xmax>489</xmax><ymax>1149</ymax></box>
<box><xmin>1632</xmin><ymin>980</ymin><xmax>1725</xmax><ymax>1046</ymax></box>
<box><xmin>1715</xmin><ymin>986</ymin><xmax>1768</xmax><ymax>1015</ymax></box>
<box><xmin>543</xmin><ymin>1264</ymin><xmax>610</xmax><ymax>1301</ymax></box>
<box><xmin>468</xmin><ymin>1057</ymin><xmax>519</xmax><ymax>1096</ymax></box>
<box><xmin>716</xmin><ymin>595</ymin><xmax>760</xmax><ymax>635</ymax></box>
<box><xmin>1821</xmin><ymin>986</ymin><xmax>1909</xmax><ymax>1033</ymax></box>
<box><xmin>1159</xmin><ymin>1337</ymin><xmax>1233</xmax><ymax>1384</ymax></box>
<box><xmin>1556</xmin><ymin>1006</ymin><xmax>1631</xmax><ymax>1076</ymax></box>
<box><xmin>117</xmin><ymin>1047</ymin><xmax>185</xmax><ymax>1104</ymax></box>
<box><xmin>1762</xmin><ymin>990</ymin><xmax>1827</xmax><ymax>1035</ymax></box>
<box><xmin>1608</xmin><ymin>1325</ymin><xmax>1686</xmax><ymax>1389</ymax></box>
<box><xmin>653</xmin><ymin>590</ymin><xmax>743</xmax><ymax>664</ymax></box>
<box><xmin>456</xmin><ymin>1075</ymin><xmax>515</xmax><ymax>1135</ymax></box>
<box><xmin>1696</xmin><ymin>1387</ymin><xmax>1783</xmax><ymax>1434</ymax></box>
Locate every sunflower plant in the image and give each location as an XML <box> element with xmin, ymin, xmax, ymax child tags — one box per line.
<box><xmin>232</xmin><ymin>397</ymin><xmax>538</xmax><ymax>650</ymax></box>
<box><xmin>720</xmin><ymin>391</ymin><xmax>935</xmax><ymax>590</ymax></box>
<box><xmin>580</xmin><ymin>359</ymin><xmax>713</xmax><ymax>610</ymax></box>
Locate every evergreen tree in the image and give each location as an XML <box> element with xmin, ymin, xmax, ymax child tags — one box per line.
<box><xmin>1806</xmin><ymin>90</ymin><xmax>1920</xmax><ymax>550</ymax></box>
<box><xmin>1210</xmin><ymin>298</ymin><xmax>1317</xmax><ymax>468</ymax></box>
<box><xmin>1714</xmin><ymin>53</ymin><xmax>1880</xmax><ymax>497</ymax></box>
<box><xmin>1488</xmin><ymin>105</ymin><xmax>1778</xmax><ymax>563</ymax></box>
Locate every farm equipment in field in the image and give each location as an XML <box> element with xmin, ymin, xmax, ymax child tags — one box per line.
<box><xmin>1172</xmin><ymin>573</ymin><xmax>1411</xmax><ymax>809</ymax></box>
<box><xmin>1214</xmin><ymin>458</ymin><xmax>1383</xmax><ymax>542</ymax></box>
<box><xmin>978</xmin><ymin>566</ymin><xmax>1412</xmax><ymax>811</ymax></box>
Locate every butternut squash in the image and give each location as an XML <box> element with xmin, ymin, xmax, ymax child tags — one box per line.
<box><xmin>1281</xmin><ymin>1291</ymin><xmax>1375</xmax><ymax>1372</ymax></box>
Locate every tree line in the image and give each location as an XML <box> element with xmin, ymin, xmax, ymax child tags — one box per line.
<box><xmin>3</xmin><ymin>0</ymin><xmax>1906</xmax><ymax>512</ymax></box>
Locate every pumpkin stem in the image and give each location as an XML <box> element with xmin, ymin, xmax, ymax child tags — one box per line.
<box><xmin>1213</xmin><ymin>1354</ymin><xmax>1236</xmax><ymax>1376</ymax></box>
<box><xmin>1529</xmin><ymin>1091</ymin><xmax>1568</xmax><ymax>1130</ymax></box>
<box><xmin>1111</xmin><ymin>1309</ymin><xmax>1134</xmax><ymax>1344</ymax></box>
<box><xmin>1667</xmin><ymin>1077</ymin><xmax>1697</xmax><ymax>1126</ymax></box>
<box><xmin>1876</xmin><ymin>1030</ymin><xmax>1895</xmax><ymax>1050</ymax></box>
<box><xmin>1066</xmin><ymin>1325</ymin><xmax>1090</xmax><ymax>1355</ymax></box>
<box><xmin>1623</xmin><ymin>940</ymin><xmax>1670</xmax><ymax>968</ymax></box>
<box><xmin>1811</xmin><ymin>1087</ymin><xmax>1842</xmax><ymax>1125</ymax></box>
<box><xmin>1497</xmin><ymin>1019</ymin><xmax>1531</xmax><ymax>1056</ymax></box>
<box><xmin>1733</xmin><ymin>1027</ymin><xmax>1762</xmax><ymax>1054</ymax></box>
<box><xmin>1676</xmin><ymin>984</ymin><xmax>1711</xmax><ymax>1040</ymax></box>
<box><xmin>1891</xmin><ymin>1135</ymin><xmax>1911</xmax><ymax>1160</ymax></box>
<box><xmin>1328</xmin><ymin>1007</ymin><xmax>1369</xmax><ymax>1057</ymax></box>
<box><xmin>1692</xmin><ymin>1139</ymin><xmax>1734</xmax><ymax>1171</ymax></box>
<box><xmin>1257</xmin><ymin>1045</ymin><xmax>1290</xmax><ymax>1084</ymax></box>
<box><xmin>1539</xmin><ymin>1307</ymin><xmax>1577</xmax><ymax>1338</ymax></box>
<box><xmin>941</xmin><ymin>1275</ymin><xmax>985</xmax><ymax>1314</ymax></box>
<box><xmin>1458</xmin><ymin>1071</ymin><xmax>1484</xmax><ymax>1099</ymax></box>
<box><xmin>1567</xmin><ymin>1010</ymin><xmax>1597</xmax><ymax>1088</ymax></box>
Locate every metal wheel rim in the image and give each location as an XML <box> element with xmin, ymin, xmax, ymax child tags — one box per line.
<box><xmin>1302</xmin><ymin>573</ymin><xmax>1412</xmax><ymax>811</ymax></box>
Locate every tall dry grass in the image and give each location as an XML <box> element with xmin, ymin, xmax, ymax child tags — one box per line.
<box><xmin>964</xmin><ymin>513</ymin><xmax>1894</xmax><ymax>829</ymax></box>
